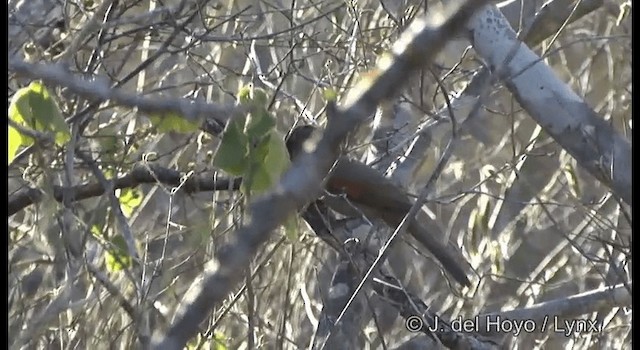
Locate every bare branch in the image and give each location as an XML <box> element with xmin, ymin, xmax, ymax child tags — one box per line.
<box><xmin>468</xmin><ymin>5</ymin><xmax>631</xmax><ymax>204</ymax></box>
<box><xmin>392</xmin><ymin>0</ymin><xmax>605</xmax><ymax>188</ymax></box>
<box><xmin>8</xmin><ymin>59</ymin><xmax>240</xmax><ymax>128</ymax></box>
<box><xmin>8</xmin><ymin>164</ymin><xmax>241</xmax><ymax>216</ymax></box>
<box><xmin>477</xmin><ymin>282</ymin><xmax>631</xmax><ymax>340</ymax></box>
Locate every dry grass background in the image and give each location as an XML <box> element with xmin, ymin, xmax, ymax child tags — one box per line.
<box><xmin>8</xmin><ymin>0</ymin><xmax>631</xmax><ymax>349</ymax></box>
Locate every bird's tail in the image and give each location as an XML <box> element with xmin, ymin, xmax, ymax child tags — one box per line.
<box><xmin>408</xmin><ymin>220</ymin><xmax>471</xmax><ymax>287</ymax></box>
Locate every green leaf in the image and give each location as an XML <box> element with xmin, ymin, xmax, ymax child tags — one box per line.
<box><xmin>244</xmin><ymin>107</ymin><xmax>275</xmax><ymax>141</ymax></box>
<box><xmin>100</xmin><ymin>134</ymin><xmax>120</xmax><ymax>154</ymax></box>
<box><xmin>242</xmin><ymin>131</ymin><xmax>290</xmax><ymax>195</ymax></box>
<box><xmin>186</xmin><ymin>331</ymin><xmax>228</xmax><ymax>350</ymax></box>
<box><xmin>11</xmin><ymin>82</ymin><xmax>69</xmax><ymax>143</ymax></box>
<box><xmin>8</xmin><ymin>125</ymin><xmax>22</xmax><ymax>164</ymax></box>
<box><xmin>322</xmin><ymin>87</ymin><xmax>338</xmax><ymax>102</ymax></box>
<box><xmin>8</xmin><ymin>81</ymin><xmax>70</xmax><ymax>161</ymax></box>
<box><xmin>105</xmin><ymin>235</ymin><xmax>132</xmax><ymax>272</ymax></box>
<box><xmin>118</xmin><ymin>188</ymin><xmax>143</xmax><ymax>217</ymax></box>
<box><xmin>213</xmin><ymin>118</ymin><xmax>250</xmax><ymax>176</ymax></box>
<box><xmin>236</xmin><ymin>83</ymin><xmax>273</xmax><ymax>140</ymax></box>
<box><xmin>222</xmin><ymin>83</ymin><xmax>287</xmax><ymax>195</ymax></box>
<box><xmin>250</xmin><ymin>88</ymin><xmax>268</xmax><ymax>108</ymax></box>
<box><xmin>90</xmin><ymin>225</ymin><xmax>102</xmax><ymax>238</ymax></box>
<box><xmin>239</xmin><ymin>135</ymin><xmax>266</xmax><ymax>195</ymax></box>
<box><xmin>237</xmin><ymin>83</ymin><xmax>269</xmax><ymax>111</ymax></box>
<box><xmin>283</xmin><ymin>215</ymin><xmax>300</xmax><ymax>241</ymax></box>
<box><xmin>212</xmin><ymin>331</ymin><xmax>228</xmax><ymax>350</ymax></box>
<box><xmin>237</xmin><ymin>84</ymin><xmax>254</xmax><ymax>105</ymax></box>
<box><xmin>241</xmin><ymin>160</ymin><xmax>270</xmax><ymax>195</ymax></box>
<box><xmin>261</xmin><ymin>131</ymin><xmax>290</xmax><ymax>181</ymax></box>
<box><xmin>148</xmin><ymin>112</ymin><xmax>201</xmax><ymax>133</ymax></box>
<box><xmin>92</xmin><ymin>125</ymin><xmax>124</xmax><ymax>166</ymax></box>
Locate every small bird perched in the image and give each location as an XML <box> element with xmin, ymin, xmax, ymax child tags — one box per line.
<box><xmin>286</xmin><ymin>125</ymin><xmax>471</xmax><ymax>287</ymax></box>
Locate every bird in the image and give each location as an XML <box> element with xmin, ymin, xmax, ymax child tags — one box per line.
<box><xmin>286</xmin><ymin>125</ymin><xmax>471</xmax><ymax>287</ymax></box>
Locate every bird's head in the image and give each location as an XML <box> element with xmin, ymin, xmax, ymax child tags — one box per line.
<box><xmin>285</xmin><ymin>125</ymin><xmax>320</xmax><ymax>160</ymax></box>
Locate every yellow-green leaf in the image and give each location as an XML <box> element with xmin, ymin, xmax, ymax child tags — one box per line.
<box><xmin>322</xmin><ymin>87</ymin><xmax>338</xmax><ymax>102</ymax></box>
<box><xmin>250</xmin><ymin>88</ymin><xmax>268</xmax><ymax>108</ymax></box>
<box><xmin>212</xmin><ymin>331</ymin><xmax>228</xmax><ymax>350</ymax></box>
<box><xmin>262</xmin><ymin>131</ymin><xmax>290</xmax><ymax>181</ymax></box>
<box><xmin>226</xmin><ymin>83</ymin><xmax>287</xmax><ymax>195</ymax></box>
<box><xmin>283</xmin><ymin>215</ymin><xmax>300</xmax><ymax>241</ymax></box>
<box><xmin>237</xmin><ymin>83</ymin><xmax>269</xmax><ymax>111</ymax></box>
<box><xmin>245</xmin><ymin>108</ymin><xmax>275</xmax><ymax>140</ymax></box>
<box><xmin>8</xmin><ymin>125</ymin><xmax>23</xmax><ymax>164</ymax></box>
<box><xmin>242</xmin><ymin>131</ymin><xmax>290</xmax><ymax>195</ymax></box>
<box><xmin>90</xmin><ymin>225</ymin><xmax>102</xmax><ymax>238</ymax></box>
<box><xmin>8</xmin><ymin>81</ymin><xmax>70</xmax><ymax>159</ymax></box>
<box><xmin>105</xmin><ymin>235</ymin><xmax>132</xmax><ymax>272</ymax></box>
<box><xmin>213</xmin><ymin>118</ymin><xmax>250</xmax><ymax>176</ymax></box>
<box><xmin>240</xmin><ymin>134</ymin><xmax>266</xmax><ymax>195</ymax></box>
<box><xmin>187</xmin><ymin>331</ymin><xmax>228</xmax><ymax>350</ymax></box>
<box><xmin>237</xmin><ymin>83</ymin><xmax>254</xmax><ymax>105</ymax></box>
<box><xmin>148</xmin><ymin>112</ymin><xmax>201</xmax><ymax>133</ymax></box>
<box><xmin>118</xmin><ymin>188</ymin><xmax>143</xmax><ymax>217</ymax></box>
<box><xmin>242</xmin><ymin>159</ymin><xmax>270</xmax><ymax>195</ymax></box>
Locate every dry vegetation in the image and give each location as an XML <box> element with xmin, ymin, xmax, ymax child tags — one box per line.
<box><xmin>8</xmin><ymin>0</ymin><xmax>631</xmax><ymax>349</ymax></box>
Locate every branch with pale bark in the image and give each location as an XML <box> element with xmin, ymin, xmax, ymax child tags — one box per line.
<box><xmin>390</xmin><ymin>0</ymin><xmax>630</xmax><ymax>207</ymax></box>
